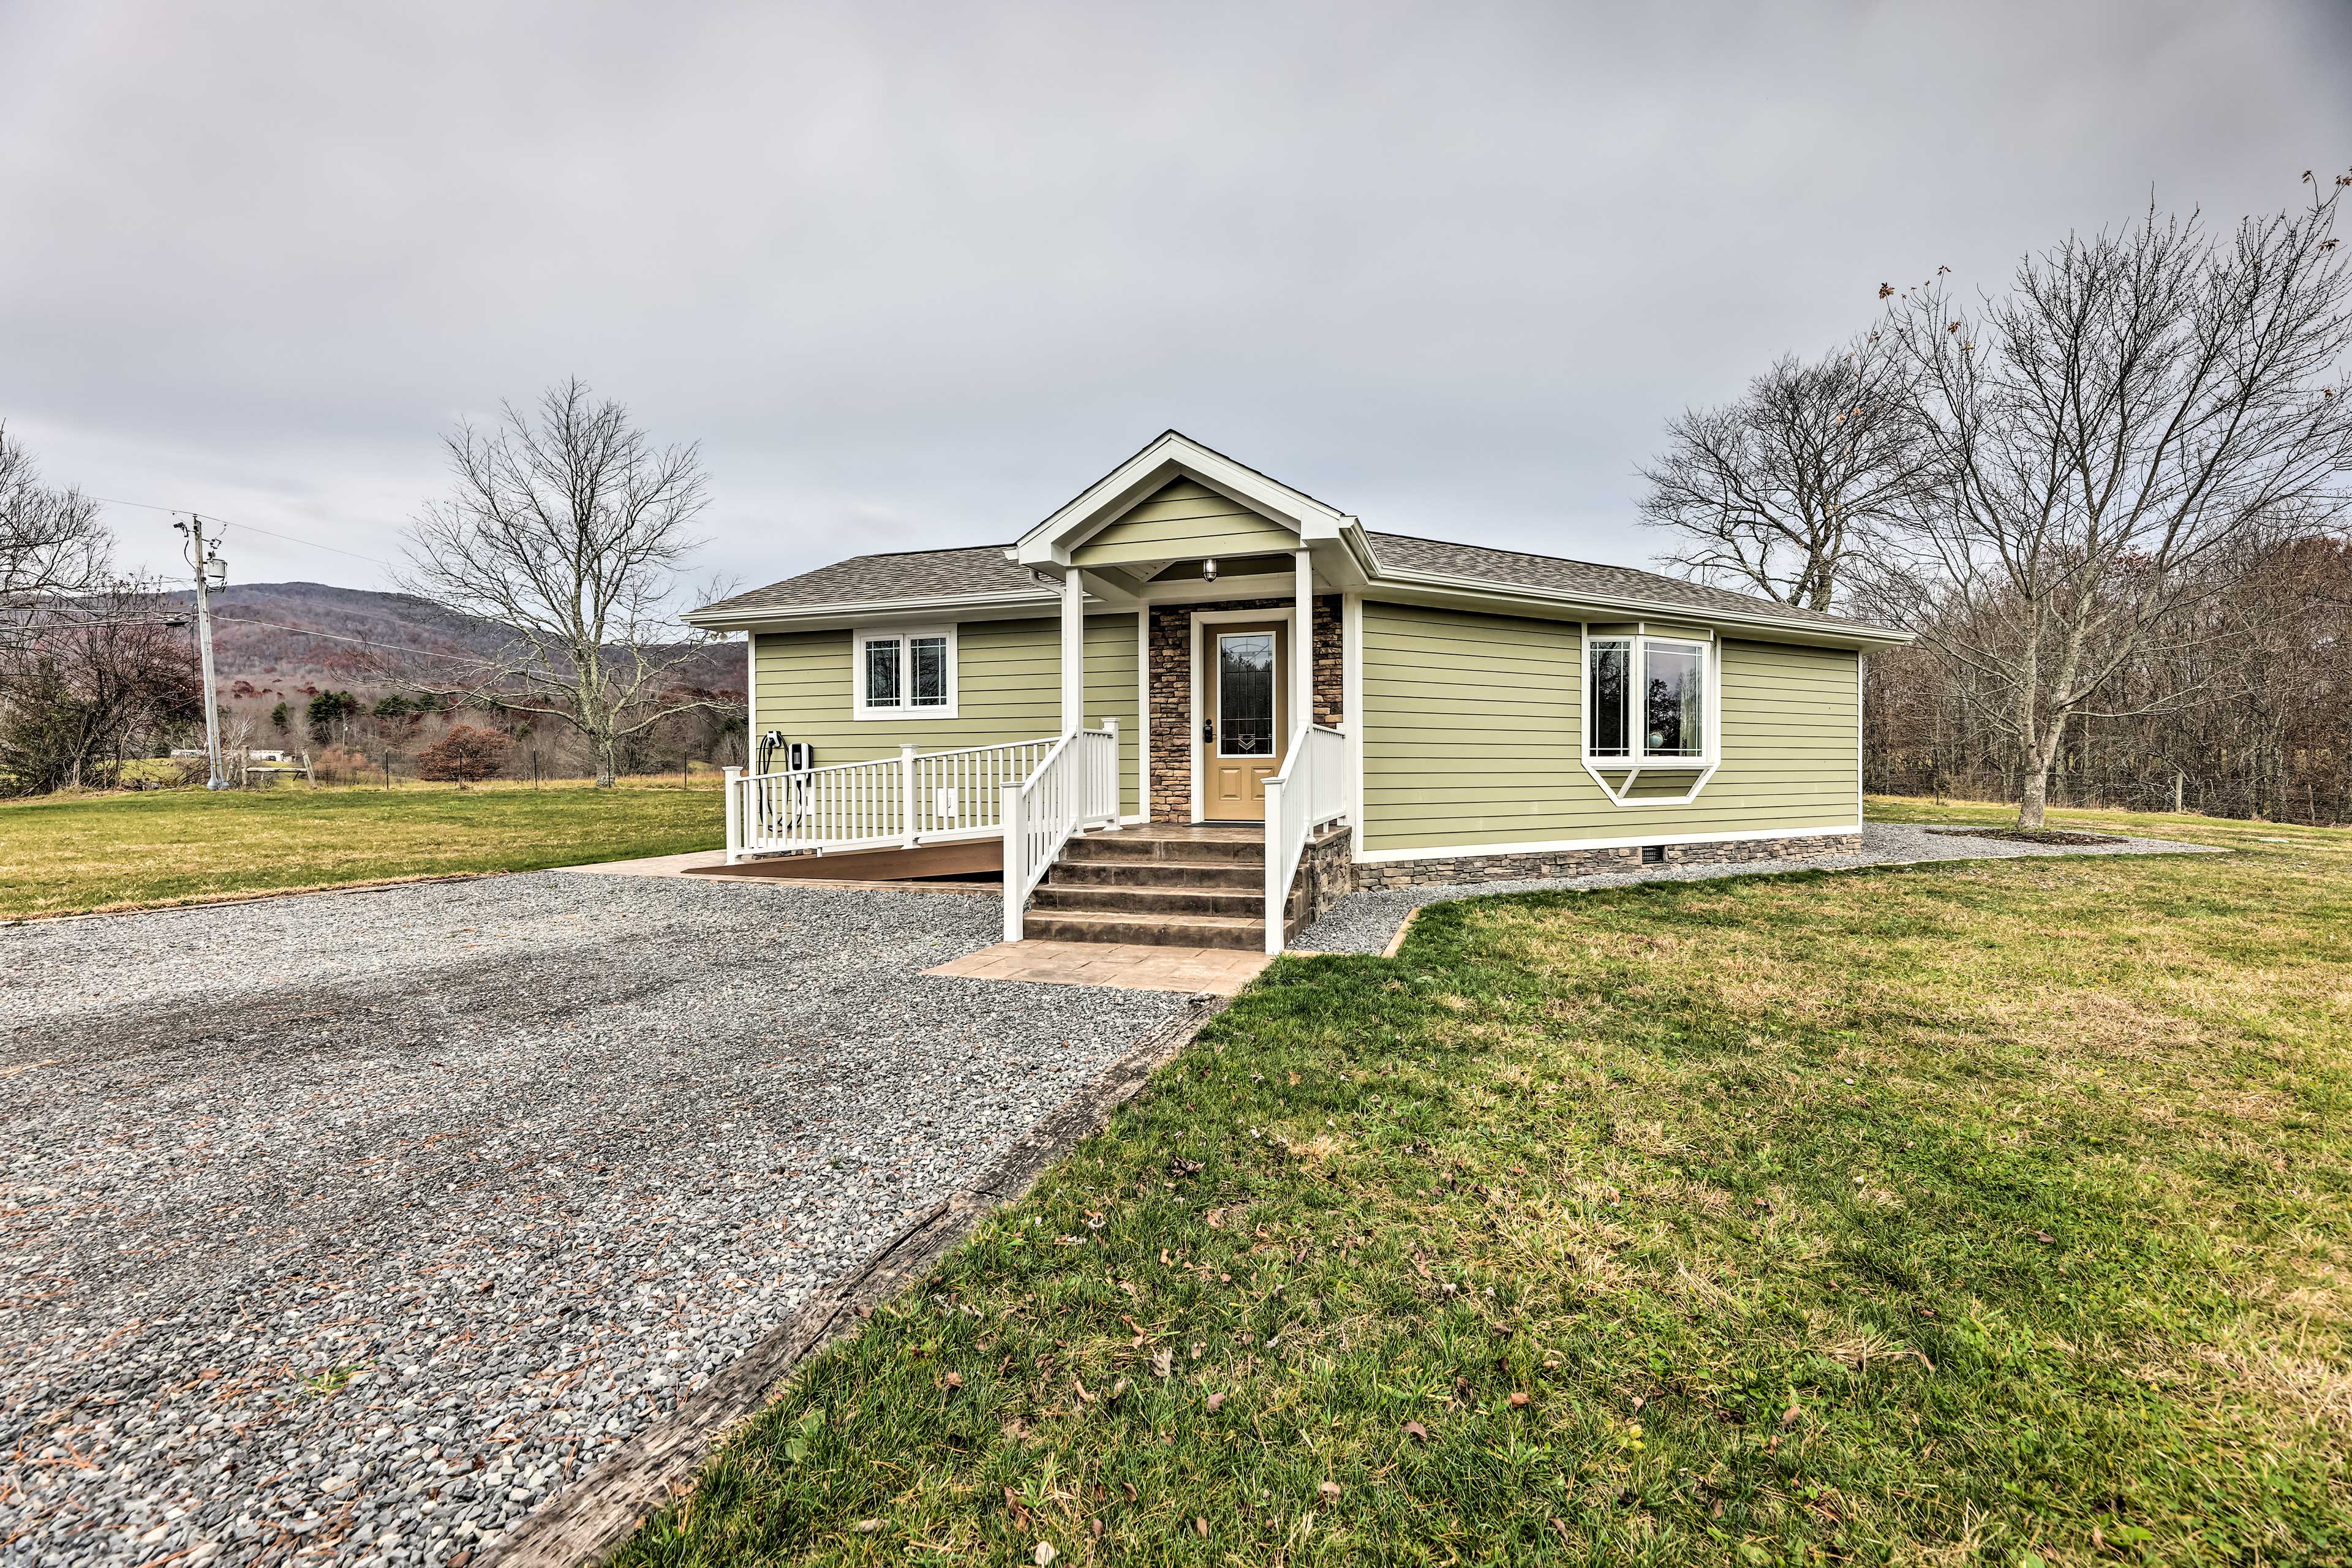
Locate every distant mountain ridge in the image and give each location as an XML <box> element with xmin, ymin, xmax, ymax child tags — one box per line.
<box><xmin>154</xmin><ymin>581</ymin><xmax>743</xmax><ymax>707</ymax></box>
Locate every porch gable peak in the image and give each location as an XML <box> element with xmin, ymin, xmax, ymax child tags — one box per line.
<box><xmin>1012</xmin><ymin>430</ymin><xmax>1355</xmax><ymax>570</ymax></box>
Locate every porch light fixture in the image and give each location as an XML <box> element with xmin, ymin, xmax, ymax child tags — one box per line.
<box><xmin>1201</xmin><ymin>557</ymin><xmax>1218</xmax><ymax>582</ymax></box>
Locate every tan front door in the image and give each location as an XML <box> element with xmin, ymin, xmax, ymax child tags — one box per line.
<box><xmin>1201</xmin><ymin>622</ymin><xmax>1288</xmax><ymax>821</ymax></box>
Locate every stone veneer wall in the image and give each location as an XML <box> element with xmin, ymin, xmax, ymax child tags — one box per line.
<box><xmin>1148</xmin><ymin>596</ymin><xmax>1343</xmax><ymax>823</ymax></box>
<box><xmin>1285</xmin><ymin>823</ymin><xmax>1354</xmax><ymax>937</ymax></box>
<box><xmin>1348</xmin><ymin>831</ymin><xmax>1863</xmax><ymax>889</ymax></box>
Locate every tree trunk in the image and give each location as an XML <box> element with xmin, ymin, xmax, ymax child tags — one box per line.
<box><xmin>594</xmin><ymin>744</ymin><xmax>617</xmax><ymax>788</ymax></box>
<box><xmin>2018</xmin><ymin>767</ymin><xmax>2049</xmax><ymax>831</ymax></box>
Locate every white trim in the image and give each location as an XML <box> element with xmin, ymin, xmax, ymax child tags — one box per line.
<box><xmin>1343</xmin><ymin>592</ymin><xmax>1364</xmax><ymax>862</ymax></box>
<box><xmin>1016</xmin><ymin>431</ymin><xmax>1351</xmax><ymax>568</ymax></box>
<box><xmin>1136</xmin><ymin>608</ymin><xmax>1151</xmax><ymax>821</ymax></box>
<box><xmin>1059</xmin><ymin>571</ymin><xmax>1084</xmax><ymax>735</ymax></box>
<box><xmin>1856</xmin><ymin>649</ymin><xmax>1867</xmax><ymax>822</ymax></box>
<box><xmin>851</xmin><ymin>623</ymin><xmax>959</xmax><ymax>720</ymax></box>
<box><xmin>744</xmin><ymin>633</ymin><xmax>758</xmax><ymax>750</ymax></box>
<box><xmin>1353</xmin><ymin>821</ymin><xmax>1862</xmax><ymax>865</ymax></box>
<box><xmin>1187</xmin><ymin>606</ymin><xmax>1295</xmax><ymax>824</ymax></box>
<box><xmin>1291</xmin><ymin>548</ymin><xmax>1314</xmax><ymax>739</ymax></box>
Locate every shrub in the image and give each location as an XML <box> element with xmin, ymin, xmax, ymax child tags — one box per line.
<box><xmin>415</xmin><ymin>725</ymin><xmax>510</xmax><ymax>787</ymax></box>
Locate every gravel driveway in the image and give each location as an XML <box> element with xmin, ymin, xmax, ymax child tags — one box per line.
<box><xmin>1295</xmin><ymin>819</ymin><xmax>2219</xmax><ymax>952</ymax></box>
<box><xmin>1</xmin><ymin>874</ymin><xmax>1188</xmax><ymax>1568</ymax></box>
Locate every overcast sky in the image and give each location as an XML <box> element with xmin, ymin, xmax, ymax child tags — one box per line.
<box><xmin>2</xmin><ymin>1</ymin><xmax>2346</xmax><ymax>602</ymax></box>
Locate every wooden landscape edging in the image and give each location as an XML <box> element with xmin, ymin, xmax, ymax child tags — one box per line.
<box><xmin>479</xmin><ymin>993</ymin><xmax>1229</xmax><ymax>1568</ymax></box>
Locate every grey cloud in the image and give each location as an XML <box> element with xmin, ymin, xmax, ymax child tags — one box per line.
<box><xmin>2</xmin><ymin>0</ymin><xmax>2345</xmax><ymax>592</ymax></box>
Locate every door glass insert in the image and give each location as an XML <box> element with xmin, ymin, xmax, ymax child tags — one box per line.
<box><xmin>1217</xmin><ymin>632</ymin><xmax>1276</xmax><ymax>757</ymax></box>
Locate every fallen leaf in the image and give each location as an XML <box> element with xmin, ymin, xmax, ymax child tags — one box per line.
<box><xmin>1507</xmin><ymin>1392</ymin><xmax>1530</xmax><ymax>1408</ymax></box>
<box><xmin>851</xmin><ymin>1518</ymin><xmax>883</xmax><ymax>1533</ymax></box>
<box><xmin>1317</xmin><ymin>1481</ymin><xmax>1340</xmax><ymax>1502</ymax></box>
<box><xmin>2034</xmin><ymin>1231</ymin><xmax>2056</xmax><ymax>1245</ymax></box>
<box><xmin>943</xmin><ymin>1371</ymin><xmax>963</xmax><ymax>1391</ymax></box>
<box><xmin>1152</xmin><ymin>1348</ymin><xmax>1172</xmax><ymax>1378</ymax></box>
<box><xmin>1404</xmin><ymin>1420</ymin><xmax>1428</xmax><ymax>1442</ymax></box>
<box><xmin>1779</xmin><ymin>1404</ymin><xmax>1801</xmax><ymax>1428</ymax></box>
<box><xmin>1074</xmin><ymin>1376</ymin><xmax>1094</xmax><ymax>1404</ymax></box>
<box><xmin>1205</xmin><ymin>1392</ymin><xmax>1227</xmax><ymax>1412</ymax></box>
<box><xmin>1123</xmin><ymin>1482</ymin><xmax>1137</xmax><ymax>1502</ymax></box>
<box><xmin>1034</xmin><ymin>1543</ymin><xmax>1057</xmax><ymax>1566</ymax></box>
<box><xmin>1206</xmin><ymin>1208</ymin><xmax>1224</xmax><ymax>1229</ymax></box>
<box><xmin>1194</xmin><ymin>1517</ymin><xmax>1209</xmax><ymax>1538</ymax></box>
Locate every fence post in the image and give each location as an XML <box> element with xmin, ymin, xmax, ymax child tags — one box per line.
<box><xmin>1100</xmin><ymin>716</ymin><xmax>1120</xmax><ymax>828</ymax></box>
<box><xmin>723</xmin><ymin>766</ymin><xmax>744</xmax><ymax>864</ymax></box>
<box><xmin>900</xmin><ymin>744</ymin><xmax>919</xmax><ymax>847</ymax></box>
<box><xmin>1001</xmin><ymin>783</ymin><xmax>1026</xmax><ymax>942</ymax></box>
<box><xmin>1263</xmin><ymin>777</ymin><xmax>1286</xmax><ymax>956</ymax></box>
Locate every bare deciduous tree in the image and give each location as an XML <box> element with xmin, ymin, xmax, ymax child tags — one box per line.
<box><xmin>1638</xmin><ymin>336</ymin><xmax>1933</xmax><ymax>611</ymax></box>
<box><xmin>0</xmin><ymin>578</ymin><xmax>202</xmax><ymax>793</ymax></box>
<box><xmin>398</xmin><ymin>379</ymin><xmax>722</xmax><ymax>787</ymax></box>
<box><xmin>1</xmin><ymin>421</ymin><xmax>111</xmax><ymax>657</ymax></box>
<box><xmin>1883</xmin><ymin>176</ymin><xmax>2352</xmax><ymax>829</ymax></box>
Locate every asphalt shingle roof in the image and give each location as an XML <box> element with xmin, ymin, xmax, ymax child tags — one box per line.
<box><xmin>1359</xmin><ymin>532</ymin><xmax>1873</xmax><ymax>629</ymax></box>
<box><xmin>693</xmin><ymin>530</ymin><xmax>1891</xmax><ymax>634</ymax></box>
<box><xmin>693</xmin><ymin>545</ymin><xmax>1047</xmax><ymax>618</ymax></box>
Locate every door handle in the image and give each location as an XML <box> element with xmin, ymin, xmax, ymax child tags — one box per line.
<box><xmin>1202</xmin><ymin>720</ymin><xmax>1215</xmax><ymax>742</ymax></box>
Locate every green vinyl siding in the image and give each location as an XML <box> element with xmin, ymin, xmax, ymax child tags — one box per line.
<box><xmin>751</xmin><ymin>614</ymin><xmax>1141</xmax><ymax>815</ymax></box>
<box><xmin>1071</xmin><ymin>478</ymin><xmax>1298</xmax><ymax>569</ymax></box>
<box><xmin>1359</xmin><ymin>600</ymin><xmax>1859</xmax><ymax>852</ymax></box>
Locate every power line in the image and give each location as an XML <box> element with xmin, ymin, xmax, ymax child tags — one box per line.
<box><xmin>88</xmin><ymin>495</ymin><xmax>399</xmax><ymax>568</ymax></box>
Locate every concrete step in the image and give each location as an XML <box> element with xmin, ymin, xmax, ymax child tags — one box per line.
<box><xmin>1047</xmin><ymin>859</ymin><xmax>1264</xmax><ymax>891</ymax></box>
<box><xmin>1022</xmin><ymin>908</ymin><xmax>1267</xmax><ymax>951</ymax></box>
<box><xmin>1060</xmin><ymin>832</ymin><xmax>1264</xmax><ymax>866</ymax></box>
<box><xmin>1030</xmin><ymin>883</ymin><xmax>1264</xmax><ymax>918</ymax></box>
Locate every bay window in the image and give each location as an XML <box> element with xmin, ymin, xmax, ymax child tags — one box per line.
<box><xmin>1585</xmin><ymin>631</ymin><xmax>1713</xmax><ymax>764</ymax></box>
<box><xmin>854</xmin><ymin>625</ymin><xmax>957</xmax><ymax>718</ymax></box>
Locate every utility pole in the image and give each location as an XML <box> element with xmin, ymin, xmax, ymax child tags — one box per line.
<box><xmin>175</xmin><ymin>516</ymin><xmax>229</xmax><ymax>791</ymax></box>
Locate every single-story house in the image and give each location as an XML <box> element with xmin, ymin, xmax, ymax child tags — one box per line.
<box><xmin>687</xmin><ymin>431</ymin><xmax>1908</xmax><ymax>953</ymax></box>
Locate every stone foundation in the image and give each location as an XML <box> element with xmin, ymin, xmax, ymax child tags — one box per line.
<box><xmin>1348</xmin><ymin>831</ymin><xmax>1863</xmax><ymax>890</ymax></box>
<box><xmin>1284</xmin><ymin>824</ymin><xmax>1354</xmax><ymax>935</ymax></box>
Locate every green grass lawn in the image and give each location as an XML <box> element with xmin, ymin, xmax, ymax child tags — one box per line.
<box><xmin>619</xmin><ymin>802</ymin><xmax>2351</xmax><ymax>1567</ymax></box>
<box><xmin>0</xmin><ymin>778</ymin><xmax>723</xmax><ymax>920</ymax></box>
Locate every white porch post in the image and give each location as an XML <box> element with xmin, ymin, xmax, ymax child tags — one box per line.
<box><xmin>1060</xmin><ymin>567</ymin><xmax>1085</xmax><ymax>736</ymax></box>
<box><xmin>723</xmin><ymin>765</ymin><xmax>743</xmax><ymax>864</ymax></box>
<box><xmin>1292</xmin><ymin>547</ymin><xmax>1314</xmax><ymax>733</ymax></box>
<box><xmin>899</xmin><ymin>743</ymin><xmax>919</xmax><ymax>847</ymax></box>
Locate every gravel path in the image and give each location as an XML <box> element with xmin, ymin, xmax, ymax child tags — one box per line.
<box><xmin>1</xmin><ymin>874</ymin><xmax>1187</xmax><ymax>1568</ymax></box>
<box><xmin>1296</xmin><ymin>820</ymin><xmax>2220</xmax><ymax>953</ymax></box>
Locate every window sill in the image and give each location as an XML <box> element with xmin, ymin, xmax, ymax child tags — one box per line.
<box><xmin>854</xmin><ymin>706</ymin><xmax>960</xmax><ymax>722</ymax></box>
<box><xmin>1584</xmin><ymin>756</ymin><xmax>1713</xmax><ymax>771</ymax></box>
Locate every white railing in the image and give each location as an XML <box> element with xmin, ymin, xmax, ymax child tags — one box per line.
<box><xmin>1262</xmin><ymin>722</ymin><xmax>1349</xmax><ymax>954</ymax></box>
<box><xmin>1001</xmin><ymin>722</ymin><xmax>1123</xmax><ymax>941</ymax></box>
<box><xmin>723</xmin><ymin>736</ymin><xmax>1061</xmax><ymax>861</ymax></box>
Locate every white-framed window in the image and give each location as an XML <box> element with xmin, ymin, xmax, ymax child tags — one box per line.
<box><xmin>853</xmin><ymin>624</ymin><xmax>957</xmax><ymax>720</ymax></box>
<box><xmin>1583</xmin><ymin>630</ymin><xmax>1716</xmax><ymax>765</ymax></box>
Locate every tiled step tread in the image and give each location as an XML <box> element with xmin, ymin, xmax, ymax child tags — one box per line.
<box><xmin>1030</xmin><ymin>884</ymin><xmax>1262</xmax><ymax>917</ymax></box>
<box><xmin>1022</xmin><ymin>910</ymin><xmax>1267</xmax><ymax>951</ymax></box>
<box><xmin>1059</xmin><ymin>835</ymin><xmax>1264</xmax><ymax>865</ymax></box>
<box><xmin>1047</xmin><ymin>860</ymin><xmax>1264</xmax><ymax>890</ymax></box>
